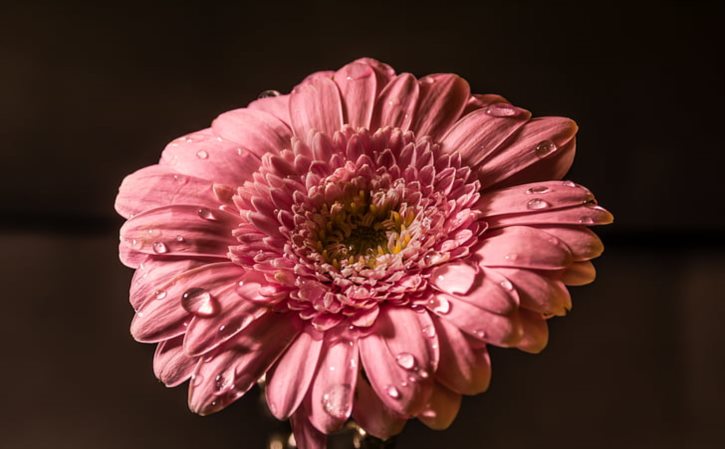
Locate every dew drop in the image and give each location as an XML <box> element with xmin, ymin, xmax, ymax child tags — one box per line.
<box><xmin>562</xmin><ymin>180</ymin><xmax>577</xmax><ymax>187</ymax></box>
<box><xmin>485</xmin><ymin>102</ymin><xmax>518</xmax><ymax>117</ymax></box>
<box><xmin>422</xmin><ymin>325</ymin><xmax>436</xmax><ymax>338</ymax></box>
<box><xmin>386</xmin><ymin>385</ymin><xmax>401</xmax><ymax>399</ymax></box>
<box><xmin>418</xmin><ymin>369</ymin><xmax>429</xmax><ymax>379</ymax></box>
<box><xmin>500</xmin><ymin>279</ymin><xmax>514</xmax><ymax>291</ymax></box>
<box><xmin>504</xmin><ymin>253</ymin><xmax>518</xmax><ymax>261</ymax></box>
<box><xmin>181</xmin><ymin>288</ymin><xmax>219</xmax><ymax>317</ymax></box>
<box><xmin>578</xmin><ymin>216</ymin><xmax>595</xmax><ymax>224</ymax></box>
<box><xmin>395</xmin><ymin>352</ymin><xmax>416</xmax><ymax>370</ymax></box>
<box><xmin>175</xmin><ymin>235</ymin><xmax>185</xmax><ymax>242</ymax></box>
<box><xmin>196</xmin><ymin>149</ymin><xmax>209</xmax><ymax>159</ymax></box>
<box><xmin>218</xmin><ymin>314</ymin><xmax>253</xmax><ymax>337</ymax></box>
<box><xmin>321</xmin><ymin>384</ymin><xmax>352</xmax><ymax>419</ymax></box>
<box><xmin>197</xmin><ymin>207</ymin><xmax>217</xmax><ymax>221</ymax></box>
<box><xmin>474</xmin><ymin>329</ymin><xmax>487</xmax><ymax>339</ymax></box>
<box><xmin>427</xmin><ymin>296</ymin><xmax>451</xmax><ymax>314</ymax></box>
<box><xmin>214</xmin><ymin>371</ymin><xmax>235</xmax><ymax>392</ymax></box>
<box><xmin>147</xmin><ymin>228</ymin><xmax>161</xmax><ymax>237</ymax></box>
<box><xmin>534</xmin><ymin>140</ymin><xmax>557</xmax><ymax>158</ymax></box>
<box><xmin>526</xmin><ymin>198</ymin><xmax>551</xmax><ymax>210</ymax></box>
<box><xmin>152</xmin><ymin>241</ymin><xmax>168</xmax><ymax>254</ymax></box>
<box><xmin>258</xmin><ymin>90</ymin><xmax>281</xmax><ymax>99</ymax></box>
<box><xmin>154</xmin><ymin>290</ymin><xmax>167</xmax><ymax>300</ymax></box>
<box><xmin>526</xmin><ymin>185</ymin><xmax>550</xmax><ymax>194</ymax></box>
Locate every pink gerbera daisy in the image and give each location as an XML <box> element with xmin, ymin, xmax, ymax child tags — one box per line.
<box><xmin>115</xmin><ymin>58</ymin><xmax>612</xmax><ymax>448</ymax></box>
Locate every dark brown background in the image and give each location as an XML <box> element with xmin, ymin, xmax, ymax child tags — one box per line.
<box><xmin>1</xmin><ymin>1</ymin><xmax>723</xmax><ymax>448</ymax></box>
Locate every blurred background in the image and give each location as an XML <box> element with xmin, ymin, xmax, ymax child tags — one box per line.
<box><xmin>1</xmin><ymin>1</ymin><xmax>723</xmax><ymax>448</ymax></box>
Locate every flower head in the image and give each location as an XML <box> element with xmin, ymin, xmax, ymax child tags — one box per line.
<box><xmin>116</xmin><ymin>58</ymin><xmax>612</xmax><ymax>448</ymax></box>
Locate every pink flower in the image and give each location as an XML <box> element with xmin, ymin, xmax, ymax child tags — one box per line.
<box><xmin>115</xmin><ymin>58</ymin><xmax>612</xmax><ymax>448</ymax></box>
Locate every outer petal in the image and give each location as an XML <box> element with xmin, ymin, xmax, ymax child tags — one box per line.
<box><xmin>334</xmin><ymin>62</ymin><xmax>377</xmax><ymax>128</ymax></box>
<box><xmin>559</xmin><ymin>261</ymin><xmax>597</xmax><ymax>286</ymax></box>
<box><xmin>370</xmin><ymin>73</ymin><xmax>419</xmax><ymax>130</ymax></box>
<box><xmin>290</xmin><ymin>77</ymin><xmax>344</xmax><ymax>139</ymax></box>
<box><xmin>476</xmin><ymin>181</ymin><xmax>595</xmax><ymax>218</ymax></box>
<box><xmin>440</xmin><ymin>106</ymin><xmax>531</xmax><ymax>167</ymax></box>
<box><xmin>352</xmin><ymin>377</ymin><xmax>406</xmax><ymax>440</ymax></box>
<box><xmin>247</xmin><ymin>94</ymin><xmax>291</xmax><ymax>125</ymax></box>
<box><xmin>417</xmin><ymin>382</ymin><xmax>462</xmax><ymax>430</ymax></box>
<box><xmin>486</xmin><ymin>202</ymin><xmax>614</xmax><ymax>228</ymax></box>
<box><xmin>534</xmin><ymin>226</ymin><xmax>604</xmax><ymax>261</ymax></box>
<box><xmin>475</xmin><ymin>226</ymin><xmax>573</xmax><ymax>270</ymax></box>
<box><xmin>266</xmin><ymin>328</ymin><xmax>324</xmax><ymax>419</ymax></box>
<box><xmin>160</xmin><ymin>128</ymin><xmax>261</xmax><ymax>185</ymax></box>
<box><xmin>354</xmin><ymin>57</ymin><xmax>396</xmax><ymax>88</ymax></box>
<box><xmin>182</xmin><ymin>271</ymin><xmax>269</xmax><ymax>356</ymax></box>
<box><xmin>476</xmin><ymin>117</ymin><xmax>577</xmax><ymax>188</ymax></box>
<box><xmin>119</xmin><ymin>205</ymin><xmax>241</xmax><ymax>261</ymax></box>
<box><xmin>433</xmin><ymin>317</ymin><xmax>491</xmax><ymax>395</ymax></box>
<box><xmin>212</xmin><ymin>108</ymin><xmax>293</xmax><ymax>159</ymax></box>
<box><xmin>130</xmin><ymin>262</ymin><xmax>243</xmax><ymax>342</ymax></box>
<box><xmin>515</xmin><ymin>308</ymin><xmax>549</xmax><ymax>354</ymax></box>
<box><xmin>359</xmin><ymin>307</ymin><xmax>435</xmax><ymax>417</ymax></box>
<box><xmin>412</xmin><ymin>74</ymin><xmax>470</xmax><ymax>140</ymax></box>
<box><xmin>115</xmin><ymin>165</ymin><xmax>217</xmax><ymax>219</ymax></box>
<box><xmin>462</xmin><ymin>93</ymin><xmax>509</xmax><ymax>115</ymax></box>
<box><xmin>153</xmin><ymin>336</ymin><xmax>198</xmax><ymax>387</ymax></box>
<box><xmin>432</xmin><ymin>293</ymin><xmax>523</xmax><ymax>347</ymax></box>
<box><xmin>291</xmin><ymin>406</ymin><xmax>327</xmax><ymax>449</ymax></box>
<box><xmin>431</xmin><ymin>263</ymin><xmax>519</xmax><ymax>315</ymax></box>
<box><xmin>187</xmin><ymin>313</ymin><xmax>300</xmax><ymax>415</ymax></box>
<box><xmin>495</xmin><ymin>267</ymin><xmax>571</xmax><ymax>316</ymax></box>
<box><xmin>307</xmin><ymin>335</ymin><xmax>360</xmax><ymax>433</ymax></box>
<box><xmin>129</xmin><ymin>256</ymin><xmax>209</xmax><ymax>310</ymax></box>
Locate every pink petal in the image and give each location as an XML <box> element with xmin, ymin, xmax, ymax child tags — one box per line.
<box><xmin>515</xmin><ymin>308</ymin><xmax>549</xmax><ymax>354</ymax></box>
<box><xmin>266</xmin><ymin>328</ymin><xmax>324</xmax><ymax>419</ymax></box>
<box><xmin>119</xmin><ymin>205</ymin><xmax>241</xmax><ymax>260</ymax></box>
<box><xmin>370</xmin><ymin>73</ymin><xmax>419</xmax><ymax>130</ymax></box>
<box><xmin>307</xmin><ymin>334</ymin><xmax>360</xmax><ymax>433</ymax></box>
<box><xmin>476</xmin><ymin>181</ymin><xmax>594</xmax><ymax>218</ymax></box>
<box><xmin>353</xmin><ymin>57</ymin><xmax>396</xmax><ymax>87</ymax></box>
<box><xmin>475</xmin><ymin>226</ymin><xmax>573</xmax><ymax>270</ymax></box>
<box><xmin>476</xmin><ymin>117</ymin><xmax>577</xmax><ymax>188</ymax></box>
<box><xmin>352</xmin><ymin>376</ymin><xmax>407</xmax><ymax>440</ymax></box>
<box><xmin>435</xmin><ymin>265</ymin><xmax>519</xmax><ymax>315</ymax></box>
<box><xmin>432</xmin><ymin>317</ymin><xmax>491</xmax><ymax>395</ymax></box>
<box><xmin>291</xmin><ymin>406</ymin><xmax>328</xmax><ymax>449</ymax></box>
<box><xmin>429</xmin><ymin>260</ymin><xmax>478</xmax><ymax>296</ymax></box>
<box><xmin>417</xmin><ymin>382</ymin><xmax>461</xmax><ymax>430</ymax></box>
<box><xmin>493</xmin><ymin>139</ymin><xmax>576</xmax><ymax>189</ymax></box>
<box><xmin>212</xmin><ymin>108</ymin><xmax>293</xmax><ymax>159</ymax></box>
<box><xmin>334</xmin><ymin>61</ymin><xmax>377</xmax><ymax>128</ymax></box>
<box><xmin>183</xmin><ymin>271</ymin><xmax>269</xmax><ymax>356</ymax></box>
<box><xmin>247</xmin><ymin>94</ymin><xmax>291</xmax><ymax>125</ymax></box>
<box><xmin>495</xmin><ymin>268</ymin><xmax>571</xmax><ymax>316</ymax></box>
<box><xmin>290</xmin><ymin>76</ymin><xmax>343</xmax><ymax>139</ymax></box>
<box><xmin>359</xmin><ymin>307</ymin><xmax>435</xmax><ymax>417</ymax></box>
<box><xmin>432</xmin><ymin>293</ymin><xmax>523</xmax><ymax>347</ymax></box>
<box><xmin>129</xmin><ymin>256</ymin><xmax>208</xmax><ymax>310</ymax></box>
<box><xmin>115</xmin><ymin>165</ymin><xmax>217</xmax><ymax>219</ymax></box>
<box><xmin>412</xmin><ymin>74</ymin><xmax>470</xmax><ymax>140</ymax></box>
<box><xmin>462</xmin><ymin>93</ymin><xmax>509</xmax><ymax>115</ymax></box>
<box><xmin>187</xmin><ymin>313</ymin><xmax>300</xmax><ymax>415</ymax></box>
<box><xmin>440</xmin><ymin>106</ymin><xmax>531</xmax><ymax>168</ymax></box>
<box><xmin>130</xmin><ymin>262</ymin><xmax>243</xmax><ymax>342</ymax></box>
<box><xmin>559</xmin><ymin>261</ymin><xmax>597</xmax><ymax>286</ymax></box>
<box><xmin>153</xmin><ymin>336</ymin><xmax>198</xmax><ymax>387</ymax></box>
<box><xmin>159</xmin><ymin>128</ymin><xmax>261</xmax><ymax>185</ymax></box>
<box><xmin>534</xmin><ymin>226</ymin><xmax>604</xmax><ymax>261</ymax></box>
<box><xmin>486</xmin><ymin>202</ymin><xmax>614</xmax><ymax>228</ymax></box>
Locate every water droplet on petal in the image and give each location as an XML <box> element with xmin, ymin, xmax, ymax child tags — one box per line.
<box><xmin>154</xmin><ymin>290</ymin><xmax>167</xmax><ymax>300</ymax></box>
<box><xmin>422</xmin><ymin>325</ymin><xmax>436</xmax><ymax>338</ymax></box>
<box><xmin>258</xmin><ymin>90</ymin><xmax>281</xmax><ymax>99</ymax></box>
<box><xmin>526</xmin><ymin>185</ymin><xmax>550</xmax><ymax>194</ymax></box>
<box><xmin>197</xmin><ymin>207</ymin><xmax>217</xmax><ymax>221</ymax></box>
<box><xmin>214</xmin><ymin>371</ymin><xmax>235</xmax><ymax>392</ymax></box>
<box><xmin>181</xmin><ymin>288</ymin><xmax>219</xmax><ymax>317</ymax></box>
<box><xmin>534</xmin><ymin>140</ymin><xmax>557</xmax><ymax>158</ymax></box>
<box><xmin>427</xmin><ymin>296</ymin><xmax>451</xmax><ymax>314</ymax></box>
<box><xmin>578</xmin><ymin>216</ymin><xmax>595</xmax><ymax>224</ymax></box>
<box><xmin>485</xmin><ymin>102</ymin><xmax>518</xmax><ymax>117</ymax></box>
<box><xmin>196</xmin><ymin>150</ymin><xmax>209</xmax><ymax>159</ymax></box>
<box><xmin>418</xmin><ymin>369</ymin><xmax>429</xmax><ymax>379</ymax></box>
<box><xmin>152</xmin><ymin>241</ymin><xmax>168</xmax><ymax>254</ymax></box>
<box><xmin>395</xmin><ymin>352</ymin><xmax>416</xmax><ymax>370</ymax></box>
<box><xmin>474</xmin><ymin>329</ymin><xmax>487</xmax><ymax>339</ymax></box>
<box><xmin>500</xmin><ymin>279</ymin><xmax>514</xmax><ymax>291</ymax></box>
<box><xmin>175</xmin><ymin>235</ymin><xmax>185</xmax><ymax>242</ymax></box>
<box><xmin>386</xmin><ymin>385</ymin><xmax>401</xmax><ymax>399</ymax></box>
<box><xmin>526</xmin><ymin>198</ymin><xmax>550</xmax><ymax>210</ymax></box>
<box><xmin>504</xmin><ymin>253</ymin><xmax>518</xmax><ymax>261</ymax></box>
<box><xmin>562</xmin><ymin>180</ymin><xmax>577</xmax><ymax>187</ymax></box>
<box><xmin>321</xmin><ymin>384</ymin><xmax>352</xmax><ymax>419</ymax></box>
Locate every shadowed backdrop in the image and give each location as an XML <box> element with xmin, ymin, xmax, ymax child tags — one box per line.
<box><xmin>0</xmin><ymin>1</ymin><xmax>723</xmax><ymax>448</ymax></box>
